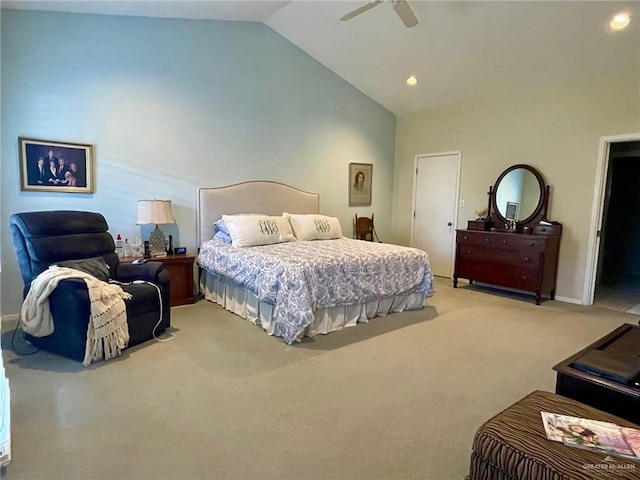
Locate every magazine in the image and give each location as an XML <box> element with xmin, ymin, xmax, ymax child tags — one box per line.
<box><xmin>541</xmin><ymin>412</ymin><xmax>640</xmax><ymax>461</ymax></box>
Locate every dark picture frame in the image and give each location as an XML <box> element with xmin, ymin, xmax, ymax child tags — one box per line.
<box><xmin>19</xmin><ymin>137</ymin><xmax>94</xmax><ymax>193</ymax></box>
<box><xmin>349</xmin><ymin>162</ymin><xmax>372</xmax><ymax>206</ymax></box>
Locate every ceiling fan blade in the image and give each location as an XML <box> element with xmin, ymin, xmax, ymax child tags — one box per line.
<box><xmin>393</xmin><ymin>0</ymin><xmax>418</xmax><ymax>28</ymax></box>
<box><xmin>339</xmin><ymin>1</ymin><xmax>383</xmax><ymax>22</ymax></box>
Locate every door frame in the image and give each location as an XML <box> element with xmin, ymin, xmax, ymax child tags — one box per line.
<box><xmin>411</xmin><ymin>150</ymin><xmax>462</xmax><ymax>278</ymax></box>
<box><xmin>583</xmin><ymin>133</ymin><xmax>640</xmax><ymax>305</ymax></box>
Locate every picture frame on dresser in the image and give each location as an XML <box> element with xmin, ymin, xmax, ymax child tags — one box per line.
<box><xmin>505</xmin><ymin>201</ymin><xmax>519</xmax><ymax>221</ymax></box>
<box><xmin>19</xmin><ymin>137</ymin><xmax>94</xmax><ymax>194</ymax></box>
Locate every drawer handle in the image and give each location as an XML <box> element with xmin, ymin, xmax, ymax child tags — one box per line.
<box><xmin>524</xmin><ymin>256</ymin><xmax>529</xmax><ymax>262</ymax></box>
<box><xmin>522</xmin><ymin>275</ymin><xmax>527</xmax><ymax>280</ymax></box>
<box><xmin>485</xmin><ymin>238</ymin><xmax>490</xmax><ymax>243</ymax></box>
<box><xmin>467</xmin><ymin>250</ymin><xmax>472</xmax><ymax>254</ymax></box>
<box><xmin>463</xmin><ymin>236</ymin><xmax>468</xmax><ymax>240</ymax></box>
<box><xmin>529</xmin><ymin>242</ymin><xmax>534</xmax><ymax>247</ymax></box>
<box><xmin>503</xmin><ymin>240</ymin><xmax>508</xmax><ymax>244</ymax></box>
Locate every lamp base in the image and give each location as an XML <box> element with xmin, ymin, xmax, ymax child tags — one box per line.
<box><xmin>148</xmin><ymin>225</ymin><xmax>167</xmax><ymax>254</ymax></box>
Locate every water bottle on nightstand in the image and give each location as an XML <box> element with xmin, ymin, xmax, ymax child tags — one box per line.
<box><xmin>123</xmin><ymin>238</ymin><xmax>133</xmax><ymax>258</ymax></box>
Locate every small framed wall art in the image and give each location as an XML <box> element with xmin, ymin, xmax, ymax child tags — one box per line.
<box><xmin>19</xmin><ymin>137</ymin><xmax>94</xmax><ymax>193</ymax></box>
<box><xmin>349</xmin><ymin>162</ymin><xmax>372</xmax><ymax>206</ymax></box>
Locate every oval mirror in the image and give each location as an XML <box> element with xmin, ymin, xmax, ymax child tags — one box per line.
<box><xmin>492</xmin><ymin>164</ymin><xmax>545</xmax><ymax>225</ymax></box>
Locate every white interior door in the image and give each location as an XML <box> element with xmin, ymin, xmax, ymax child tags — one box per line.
<box><xmin>412</xmin><ymin>153</ymin><xmax>460</xmax><ymax>278</ymax></box>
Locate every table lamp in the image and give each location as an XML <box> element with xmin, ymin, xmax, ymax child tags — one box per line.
<box><xmin>136</xmin><ymin>199</ymin><xmax>175</xmax><ymax>256</ymax></box>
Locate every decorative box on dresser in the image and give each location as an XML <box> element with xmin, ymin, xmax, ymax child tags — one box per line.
<box><xmin>453</xmin><ymin>164</ymin><xmax>562</xmax><ymax>305</ymax></box>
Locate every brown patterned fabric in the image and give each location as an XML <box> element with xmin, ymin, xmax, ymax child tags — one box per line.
<box><xmin>468</xmin><ymin>390</ymin><xmax>640</xmax><ymax>480</ymax></box>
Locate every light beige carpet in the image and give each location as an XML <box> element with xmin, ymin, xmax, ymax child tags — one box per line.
<box><xmin>1</xmin><ymin>278</ymin><xmax>637</xmax><ymax>480</ymax></box>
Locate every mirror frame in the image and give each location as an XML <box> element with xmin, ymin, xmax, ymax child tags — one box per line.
<box><xmin>491</xmin><ymin>164</ymin><xmax>547</xmax><ymax>229</ymax></box>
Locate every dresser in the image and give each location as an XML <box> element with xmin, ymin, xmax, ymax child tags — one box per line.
<box><xmin>454</xmin><ymin>227</ymin><xmax>561</xmax><ymax>304</ymax></box>
<box><xmin>453</xmin><ymin>164</ymin><xmax>562</xmax><ymax>305</ymax></box>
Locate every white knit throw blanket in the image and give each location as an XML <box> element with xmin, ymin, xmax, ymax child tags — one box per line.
<box><xmin>20</xmin><ymin>266</ymin><xmax>132</xmax><ymax>366</ymax></box>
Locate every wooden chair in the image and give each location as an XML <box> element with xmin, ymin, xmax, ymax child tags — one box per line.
<box><xmin>354</xmin><ymin>214</ymin><xmax>375</xmax><ymax>241</ymax></box>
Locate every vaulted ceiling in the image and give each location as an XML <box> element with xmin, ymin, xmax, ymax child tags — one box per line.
<box><xmin>3</xmin><ymin>1</ymin><xmax>639</xmax><ymax>115</ymax></box>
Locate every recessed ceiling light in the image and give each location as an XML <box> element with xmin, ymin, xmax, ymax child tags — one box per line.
<box><xmin>406</xmin><ymin>75</ymin><xmax>419</xmax><ymax>86</ymax></box>
<box><xmin>610</xmin><ymin>12</ymin><xmax>631</xmax><ymax>30</ymax></box>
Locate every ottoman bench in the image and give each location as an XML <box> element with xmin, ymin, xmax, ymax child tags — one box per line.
<box><xmin>468</xmin><ymin>390</ymin><xmax>639</xmax><ymax>480</ymax></box>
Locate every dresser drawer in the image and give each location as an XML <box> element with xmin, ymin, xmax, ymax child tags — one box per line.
<box><xmin>456</xmin><ymin>260</ymin><xmax>539</xmax><ymax>290</ymax></box>
<box><xmin>499</xmin><ymin>266</ymin><xmax>540</xmax><ymax>290</ymax></box>
<box><xmin>458</xmin><ymin>246</ymin><xmax>541</xmax><ymax>269</ymax></box>
<box><xmin>486</xmin><ymin>236</ymin><xmax>545</xmax><ymax>252</ymax></box>
<box><xmin>457</xmin><ymin>232</ymin><xmax>545</xmax><ymax>252</ymax></box>
<box><xmin>457</xmin><ymin>231</ymin><xmax>501</xmax><ymax>246</ymax></box>
<box><xmin>534</xmin><ymin>224</ymin><xmax>562</xmax><ymax>236</ymax></box>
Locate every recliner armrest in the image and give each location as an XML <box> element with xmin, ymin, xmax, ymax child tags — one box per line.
<box><xmin>114</xmin><ymin>261</ymin><xmax>164</xmax><ymax>283</ymax></box>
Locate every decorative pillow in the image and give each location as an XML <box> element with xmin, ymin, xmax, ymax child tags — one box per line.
<box><xmin>221</xmin><ymin>214</ymin><xmax>296</xmax><ymax>248</ymax></box>
<box><xmin>214</xmin><ymin>218</ymin><xmax>230</xmax><ymax>236</ymax></box>
<box><xmin>213</xmin><ymin>230</ymin><xmax>232</xmax><ymax>244</ymax></box>
<box><xmin>283</xmin><ymin>213</ymin><xmax>343</xmax><ymax>241</ymax></box>
<box><xmin>54</xmin><ymin>256</ymin><xmax>111</xmax><ymax>282</ymax></box>
<box><xmin>212</xmin><ymin>218</ymin><xmax>232</xmax><ymax>243</ymax></box>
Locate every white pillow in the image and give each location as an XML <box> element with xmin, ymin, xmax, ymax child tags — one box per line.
<box><xmin>283</xmin><ymin>213</ymin><xmax>343</xmax><ymax>241</ymax></box>
<box><xmin>222</xmin><ymin>214</ymin><xmax>296</xmax><ymax>248</ymax></box>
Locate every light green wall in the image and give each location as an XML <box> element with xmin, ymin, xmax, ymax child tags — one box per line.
<box><xmin>393</xmin><ymin>77</ymin><xmax>640</xmax><ymax>302</ymax></box>
<box><xmin>1</xmin><ymin>10</ymin><xmax>396</xmax><ymax>316</ymax></box>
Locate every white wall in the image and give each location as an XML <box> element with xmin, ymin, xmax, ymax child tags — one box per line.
<box><xmin>393</xmin><ymin>75</ymin><xmax>640</xmax><ymax>303</ymax></box>
<box><xmin>0</xmin><ymin>10</ymin><xmax>396</xmax><ymax>315</ymax></box>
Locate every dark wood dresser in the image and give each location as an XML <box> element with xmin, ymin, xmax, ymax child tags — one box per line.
<box><xmin>453</xmin><ymin>226</ymin><xmax>561</xmax><ymax>304</ymax></box>
<box><xmin>453</xmin><ymin>164</ymin><xmax>563</xmax><ymax>304</ymax></box>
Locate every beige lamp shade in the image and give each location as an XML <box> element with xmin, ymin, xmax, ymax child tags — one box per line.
<box><xmin>136</xmin><ymin>200</ymin><xmax>175</xmax><ymax>225</ymax></box>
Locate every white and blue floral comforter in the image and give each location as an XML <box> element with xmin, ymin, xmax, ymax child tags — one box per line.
<box><xmin>198</xmin><ymin>238</ymin><xmax>435</xmax><ymax>344</ymax></box>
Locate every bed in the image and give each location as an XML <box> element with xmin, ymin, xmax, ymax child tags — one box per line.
<box><xmin>197</xmin><ymin>181</ymin><xmax>435</xmax><ymax>344</ymax></box>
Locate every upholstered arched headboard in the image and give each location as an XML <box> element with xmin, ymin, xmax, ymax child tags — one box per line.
<box><xmin>197</xmin><ymin>181</ymin><xmax>319</xmax><ymax>246</ymax></box>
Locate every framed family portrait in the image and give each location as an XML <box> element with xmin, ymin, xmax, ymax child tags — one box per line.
<box><xmin>349</xmin><ymin>162</ymin><xmax>372</xmax><ymax>206</ymax></box>
<box><xmin>19</xmin><ymin>137</ymin><xmax>94</xmax><ymax>193</ymax></box>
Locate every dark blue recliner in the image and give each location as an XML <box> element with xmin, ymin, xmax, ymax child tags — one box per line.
<box><xmin>10</xmin><ymin>210</ymin><xmax>171</xmax><ymax>362</ymax></box>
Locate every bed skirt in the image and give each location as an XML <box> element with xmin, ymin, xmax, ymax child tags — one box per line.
<box><xmin>199</xmin><ymin>271</ymin><xmax>426</xmax><ymax>341</ymax></box>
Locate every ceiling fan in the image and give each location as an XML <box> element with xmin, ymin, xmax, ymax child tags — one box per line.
<box><xmin>339</xmin><ymin>0</ymin><xmax>418</xmax><ymax>28</ymax></box>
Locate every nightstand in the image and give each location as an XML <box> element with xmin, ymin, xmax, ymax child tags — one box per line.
<box><xmin>122</xmin><ymin>254</ymin><xmax>196</xmax><ymax>306</ymax></box>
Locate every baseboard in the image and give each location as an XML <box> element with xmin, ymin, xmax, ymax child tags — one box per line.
<box><xmin>0</xmin><ymin>314</ymin><xmax>19</xmax><ymax>324</ymax></box>
<box><xmin>555</xmin><ymin>295</ymin><xmax>583</xmax><ymax>305</ymax></box>
<box><xmin>462</xmin><ymin>281</ymin><xmax>584</xmax><ymax>305</ymax></box>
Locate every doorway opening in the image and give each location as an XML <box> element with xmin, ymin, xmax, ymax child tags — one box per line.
<box><xmin>590</xmin><ymin>139</ymin><xmax>640</xmax><ymax>313</ymax></box>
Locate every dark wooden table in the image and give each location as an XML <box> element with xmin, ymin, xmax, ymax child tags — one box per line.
<box><xmin>552</xmin><ymin>323</ymin><xmax>640</xmax><ymax>424</ymax></box>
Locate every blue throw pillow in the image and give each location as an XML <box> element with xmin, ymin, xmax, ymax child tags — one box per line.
<box><xmin>213</xmin><ymin>230</ymin><xmax>232</xmax><ymax>244</ymax></box>
<box><xmin>214</xmin><ymin>218</ymin><xmax>230</xmax><ymax>235</ymax></box>
<box><xmin>213</xmin><ymin>218</ymin><xmax>232</xmax><ymax>243</ymax></box>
